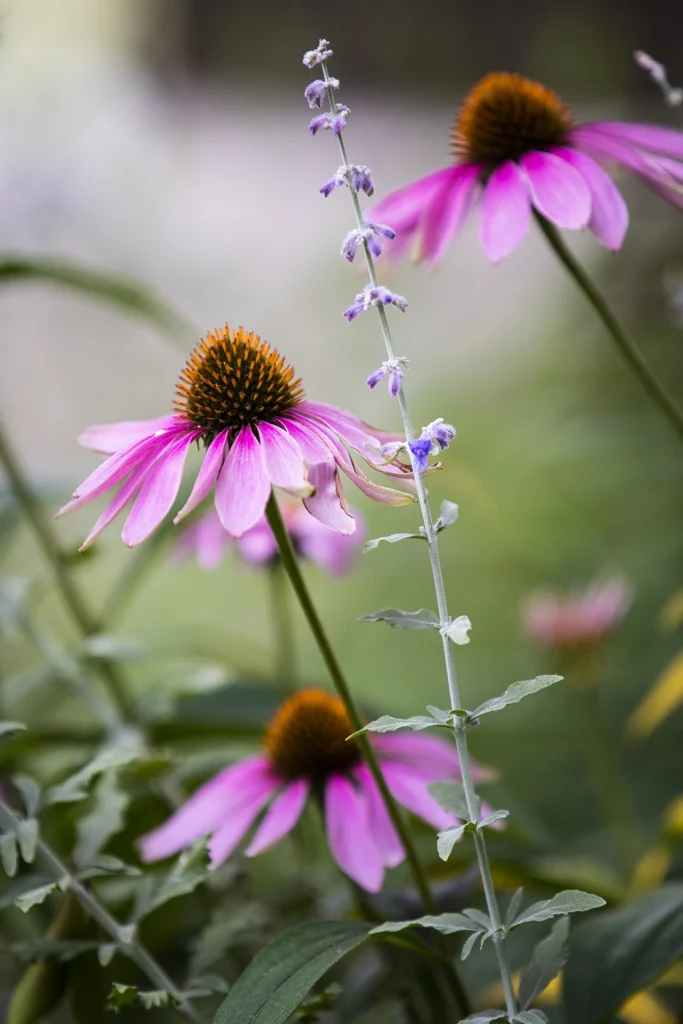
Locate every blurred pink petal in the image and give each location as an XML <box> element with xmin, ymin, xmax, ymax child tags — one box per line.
<box><xmin>480</xmin><ymin>162</ymin><xmax>531</xmax><ymax>262</ymax></box>
<box><xmin>325</xmin><ymin>774</ymin><xmax>384</xmax><ymax>892</ymax></box>
<box><xmin>244</xmin><ymin>779</ymin><xmax>309</xmax><ymax>857</ymax></box>
<box><xmin>520</xmin><ymin>150</ymin><xmax>591</xmax><ymax>229</ymax></box>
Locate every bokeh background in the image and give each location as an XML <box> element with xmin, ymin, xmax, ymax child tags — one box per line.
<box><xmin>1</xmin><ymin>0</ymin><xmax>683</xmax><ymax>1006</ymax></box>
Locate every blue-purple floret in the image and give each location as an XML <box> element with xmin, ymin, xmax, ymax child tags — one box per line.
<box><xmin>304</xmin><ymin>80</ymin><xmax>328</xmax><ymax>108</ymax></box>
<box><xmin>341</xmin><ymin>221</ymin><xmax>396</xmax><ymax>263</ymax></box>
<box><xmin>303</xmin><ymin>40</ymin><xmax>333</xmax><ymax>68</ymax></box>
<box><xmin>365</xmin><ymin>356</ymin><xmax>410</xmax><ymax>398</ymax></box>
<box><xmin>344</xmin><ymin>284</ymin><xmax>408</xmax><ymax>321</ymax></box>
<box><xmin>408</xmin><ymin>438</ymin><xmax>433</xmax><ymax>474</ymax></box>
<box><xmin>308</xmin><ymin>104</ymin><xmax>350</xmax><ymax>136</ymax></box>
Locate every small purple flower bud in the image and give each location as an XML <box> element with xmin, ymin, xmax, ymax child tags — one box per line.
<box><xmin>389</xmin><ymin>369</ymin><xmax>404</xmax><ymax>397</ymax></box>
<box><xmin>364</xmin><ymin>357</ymin><xmax>410</xmax><ymax>395</ymax></box>
<box><xmin>341</xmin><ymin>229</ymin><xmax>361</xmax><ymax>263</ymax></box>
<box><xmin>304</xmin><ymin>80</ymin><xmax>328</xmax><ymax>108</ymax></box>
<box><xmin>422</xmin><ymin>417</ymin><xmax>456</xmax><ymax>452</ymax></box>
<box><xmin>368</xmin><ymin>220</ymin><xmax>396</xmax><ymax>240</ymax></box>
<box><xmin>366</xmin><ymin>366</ymin><xmax>387</xmax><ymax>389</ymax></box>
<box><xmin>366</xmin><ymin>234</ymin><xmax>383</xmax><ymax>258</ymax></box>
<box><xmin>330</xmin><ymin>104</ymin><xmax>350</xmax><ymax>135</ymax></box>
<box><xmin>303</xmin><ymin>40</ymin><xmax>333</xmax><ymax>68</ymax></box>
<box><xmin>309</xmin><ymin>113</ymin><xmax>330</xmax><ymax>136</ymax></box>
<box><xmin>344</xmin><ymin>300</ymin><xmax>365</xmax><ymax>322</ymax></box>
<box><xmin>320</xmin><ymin>172</ymin><xmax>346</xmax><ymax>198</ymax></box>
<box><xmin>408</xmin><ymin>438</ymin><xmax>432</xmax><ymax>474</ymax></box>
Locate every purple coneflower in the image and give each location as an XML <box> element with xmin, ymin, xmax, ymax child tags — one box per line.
<box><xmin>369</xmin><ymin>72</ymin><xmax>683</xmax><ymax>264</ymax></box>
<box><xmin>58</xmin><ymin>325</ymin><xmax>414</xmax><ymax>548</ymax></box>
<box><xmin>522</xmin><ymin>577</ymin><xmax>632</xmax><ymax>651</ymax></box>
<box><xmin>139</xmin><ymin>688</ymin><xmax>492</xmax><ymax>892</ymax></box>
<box><xmin>173</xmin><ymin>502</ymin><xmax>365</xmax><ymax>575</ymax></box>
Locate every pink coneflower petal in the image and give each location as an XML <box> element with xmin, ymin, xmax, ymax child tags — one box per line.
<box><xmin>78</xmin><ymin>416</ymin><xmax>179</xmax><ymax>455</ymax></box>
<box><xmin>58</xmin><ymin>432</ymin><xmax>173</xmax><ymax>514</ymax></box>
<box><xmin>354</xmin><ymin>765</ymin><xmax>403</xmax><ymax>869</ymax></box>
<box><xmin>121</xmin><ymin>432</ymin><xmax>199</xmax><ymax>547</ymax></box>
<box><xmin>258</xmin><ymin>422</ymin><xmax>311</xmax><ymax>496</ymax></box>
<box><xmin>304</xmin><ymin>461</ymin><xmax>356</xmax><ymax>534</ymax></box>
<box><xmin>208</xmin><ymin>775</ymin><xmax>281</xmax><ymax>868</ymax></box>
<box><xmin>520</xmin><ymin>150</ymin><xmax>591</xmax><ymax>229</ymax></box>
<box><xmin>139</xmin><ymin>755</ymin><xmax>271</xmax><ymax>862</ymax></box>
<box><xmin>325</xmin><ymin>774</ymin><xmax>384</xmax><ymax>893</ymax></box>
<box><xmin>79</xmin><ymin>461</ymin><xmax>151</xmax><ymax>551</ymax></box>
<box><xmin>215</xmin><ymin>426</ymin><xmax>271</xmax><ymax>537</ymax></box>
<box><xmin>369</xmin><ymin>165</ymin><xmax>460</xmax><ymax>236</ymax></box>
<box><xmin>586</xmin><ymin>121</ymin><xmax>683</xmax><ymax>160</ymax></box>
<box><xmin>381</xmin><ymin>762</ymin><xmax>454</xmax><ymax>830</ymax></box>
<box><xmin>174</xmin><ymin>429</ymin><xmax>228</xmax><ymax>523</ymax></box>
<box><xmin>572</xmin><ymin>129</ymin><xmax>683</xmax><ymax>210</ymax></box>
<box><xmin>553</xmin><ymin>146</ymin><xmax>629</xmax><ymax>250</ymax></box>
<box><xmin>419</xmin><ymin>164</ymin><xmax>482</xmax><ymax>266</ymax></box>
<box><xmin>236</xmin><ymin>518</ymin><xmax>279</xmax><ymax>563</ymax></box>
<box><xmin>244</xmin><ymin>779</ymin><xmax>309</xmax><ymax>857</ymax></box>
<box><xmin>296</xmin><ymin>510</ymin><xmax>364</xmax><ymax>575</ymax></box>
<box><xmin>374</xmin><ymin>733</ymin><xmax>462</xmax><ymax>780</ymax></box>
<box><xmin>480</xmin><ymin>161</ymin><xmax>531</xmax><ymax>262</ymax></box>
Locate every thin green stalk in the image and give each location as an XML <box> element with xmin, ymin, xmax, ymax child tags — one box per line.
<box><xmin>0</xmin><ymin>800</ymin><xmax>199</xmax><ymax>1022</ymax></box>
<box><xmin>320</xmin><ymin>58</ymin><xmax>518</xmax><ymax>1017</ymax></box>
<box><xmin>536</xmin><ymin>214</ymin><xmax>683</xmax><ymax>443</ymax></box>
<box><xmin>264</xmin><ymin>494</ymin><xmax>472</xmax><ymax>1017</ymax></box>
<box><xmin>0</xmin><ymin>421</ymin><xmax>133</xmax><ymax>718</ymax></box>
<box><xmin>269</xmin><ymin>562</ymin><xmax>297</xmax><ymax>692</ymax></box>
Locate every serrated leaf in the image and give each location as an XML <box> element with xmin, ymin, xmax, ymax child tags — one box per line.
<box><xmin>515</xmin><ymin>1013</ymin><xmax>548</xmax><ymax>1024</ymax></box>
<box><xmin>108</xmin><ymin>983</ymin><xmax>139</xmax><ymax>1008</ymax></box>
<box><xmin>12</xmin><ymin>775</ymin><xmax>41</xmax><ymax>817</ymax></box>
<box><xmin>370</xmin><ymin>913</ymin><xmax>480</xmax><ymax>937</ymax></box>
<box><xmin>1</xmin><ymin>832</ymin><xmax>18</xmax><ymax>876</ymax></box>
<box><xmin>349</xmin><ymin>714</ymin><xmax>447</xmax><ymax>738</ymax></box>
<box><xmin>363</xmin><ymin>533</ymin><xmax>423</xmax><ymax>552</ymax></box>
<box><xmin>98</xmin><ymin>943</ymin><xmax>117</xmax><ymax>967</ymax></box>
<box><xmin>212</xmin><ymin>921</ymin><xmax>370</xmax><ymax>1024</ymax></box>
<box><xmin>505</xmin><ymin>888</ymin><xmax>524</xmax><ymax>930</ymax></box>
<box><xmin>470</xmin><ymin>676</ymin><xmax>563</xmax><ymax>719</ymax></box>
<box><xmin>519</xmin><ymin>917</ymin><xmax>569</xmax><ymax>1010</ymax></box>
<box><xmin>15</xmin><ymin>881</ymin><xmax>59</xmax><ymax>912</ymax></box>
<box><xmin>512</xmin><ymin>890</ymin><xmax>605</xmax><ymax>927</ymax></box>
<box><xmin>563</xmin><ymin>884</ymin><xmax>683</xmax><ymax>1024</ymax></box>
<box><xmin>16</xmin><ymin>818</ymin><xmax>38</xmax><ymax>863</ymax></box>
<box><xmin>435</xmin><ymin>500</ymin><xmax>459</xmax><ymax>531</ymax></box>
<box><xmin>0</xmin><ymin>873</ymin><xmax>55</xmax><ymax>909</ymax></box>
<box><xmin>361</xmin><ymin>608</ymin><xmax>440</xmax><ymax>630</ymax></box>
<box><xmin>437</xmin><ymin>825</ymin><xmax>466</xmax><ymax>861</ymax></box>
<box><xmin>74</xmin><ymin>771</ymin><xmax>130</xmax><ymax>864</ymax></box>
<box><xmin>461</xmin><ymin>930</ymin><xmax>483</xmax><ymax>961</ymax></box>
<box><xmin>46</xmin><ymin>746</ymin><xmax>140</xmax><ymax>805</ymax></box>
<box><xmin>478</xmin><ymin>809</ymin><xmax>509</xmax><ymax>830</ymax></box>
<box><xmin>144</xmin><ymin>840</ymin><xmax>210</xmax><ymax>917</ymax></box>
<box><xmin>428</xmin><ymin>781</ymin><xmax>472</xmax><ymax>819</ymax></box>
<box><xmin>139</xmin><ymin>990</ymin><xmax>171</xmax><ymax>1009</ymax></box>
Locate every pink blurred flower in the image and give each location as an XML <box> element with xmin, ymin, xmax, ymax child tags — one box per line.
<box><xmin>57</xmin><ymin>324</ymin><xmax>414</xmax><ymax>549</ymax></box>
<box><xmin>522</xmin><ymin>577</ymin><xmax>632</xmax><ymax>650</ymax></box>
<box><xmin>139</xmin><ymin>688</ymin><xmax>493</xmax><ymax>893</ymax></box>
<box><xmin>173</xmin><ymin>502</ymin><xmax>366</xmax><ymax>575</ymax></box>
<box><xmin>369</xmin><ymin>72</ymin><xmax>683</xmax><ymax>265</ymax></box>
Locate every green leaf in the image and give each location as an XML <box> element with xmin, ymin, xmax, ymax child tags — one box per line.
<box><xmin>463</xmin><ymin>908</ymin><xmax>492</xmax><ymax>930</ymax></box>
<box><xmin>15</xmin><ymin>881</ymin><xmax>60</xmax><ymax>912</ymax></box>
<box><xmin>478</xmin><ymin>810</ymin><xmax>509</xmax><ymax>830</ymax></box>
<box><xmin>46</xmin><ymin>746</ymin><xmax>140</xmax><ymax>804</ymax></box>
<box><xmin>8</xmin><ymin>940</ymin><xmax>98</xmax><ymax>962</ymax></box>
<box><xmin>441</xmin><ymin>615</ymin><xmax>472</xmax><ymax>646</ymax></box>
<box><xmin>435</xmin><ymin>500</ymin><xmax>459</xmax><ymax>531</ymax></box>
<box><xmin>461</xmin><ymin>931</ymin><xmax>484</xmax><ymax>961</ymax></box>
<box><xmin>83</xmin><ymin>635</ymin><xmax>145</xmax><ymax>662</ymax></box>
<box><xmin>459</xmin><ymin>1014</ymin><xmax>507</xmax><ymax>1023</ymax></box>
<box><xmin>74</xmin><ymin>771</ymin><xmax>130</xmax><ymax>864</ymax></box>
<box><xmin>0</xmin><ymin>874</ymin><xmax>55</xmax><ymax>909</ymax></box>
<box><xmin>144</xmin><ymin>840</ymin><xmax>210</xmax><ymax>916</ymax></box>
<box><xmin>470</xmin><ymin>676</ymin><xmax>563</xmax><ymax>719</ymax></box>
<box><xmin>212</xmin><ymin>920</ymin><xmax>370</xmax><ymax>1024</ymax></box>
<box><xmin>428</xmin><ymin>781</ymin><xmax>473</xmax><ymax>819</ymax></box>
<box><xmin>563</xmin><ymin>884</ymin><xmax>683</xmax><ymax>1024</ymax></box>
<box><xmin>512</xmin><ymin>890</ymin><xmax>605</xmax><ymax>927</ymax></box>
<box><xmin>16</xmin><ymin>818</ymin><xmax>39</xmax><ymax>863</ymax></box>
<box><xmin>349</xmin><ymin>713</ymin><xmax>447</xmax><ymax>738</ymax></box>
<box><xmin>98</xmin><ymin>944</ymin><xmax>117</xmax><ymax>967</ymax></box>
<box><xmin>519</xmin><ymin>917</ymin><xmax>569</xmax><ymax>1009</ymax></box>
<box><xmin>77</xmin><ymin>854</ymin><xmax>141</xmax><ymax>880</ymax></box>
<box><xmin>370</xmin><ymin>914</ymin><xmax>480</xmax><ymax>937</ymax></box>
<box><xmin>363</xmin><ymin>533</ymin><xmax>423</xmax><ymax>552</ymax></box>
<box><xmin>0</xmin><ymin>721</ymin><xmax>27</xmax><ymax>738</ymax></box>
<box><xmin>361</xmin><ymin>608</ymin><xmax>440</xmax><ymax>630</ymax></box>
<box><xmin>515</xmin><ymin>1013</ymin><xmax>548</xmax><ymax>1024</ymax></box>
<box><xmin>505</xmin><ymin>888</ymin><xmax>524</xmax><ymax>930</ymax></box>
<box><xmin>108</xmin><ymin>983</ymin><xmax>139</xmax><ymax>1009</ymax></box>
<box><xmin>13</xmin><ymin>775</ymin><xmax>41</xmax><ymax>817</ymax></box>
<box><xmin>1</xmin><ymin>832</ymin><xmax>18</xmax><ymax>876</ymax></box>
<box><xmin>436</xmin><ymin>825</ymin><xmax>466</xmax><ymax>861</ymax></box>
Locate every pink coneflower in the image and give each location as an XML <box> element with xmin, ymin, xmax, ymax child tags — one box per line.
<box><xmin>522</xmin><ymin>577</ymin><xmax>632</xmax><ymax>651</ymax></box>
<box><xmin>139</xmin><ymin>688</ymin><xmax>491</xmax><ymax>892</ymax></box>
<box><xmin>172</xmin><ymin>502</ymin><xmax>365</xmax><ymax>575</ymax></box>
<box><xmin>57</xmin><ymin>325</ymin><xmax>414</xmax><ymax>549</ymax></box>
<box><xmin>369</xmin><ymin>72</ymin><xmax>683</xmax><ymax>264</ymax></box>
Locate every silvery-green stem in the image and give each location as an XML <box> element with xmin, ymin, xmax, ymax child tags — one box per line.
<box><xmin>0</xmin><ymin>800</ymin><xmax>199</xmax><ymax>1022</ymax></box>
<box><xmin>321</xmin><ymin>60</ymin><xmax>518</xmax><ymax>1017</ymax></box>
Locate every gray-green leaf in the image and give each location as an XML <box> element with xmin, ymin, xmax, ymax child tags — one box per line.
<box><xmin>461</xmin><ymin>931</ymin><xmax>484</xmax><ymax>961</ymax></box>
<box><xmin>0</xmin><ymin>721</ymin><xmax>27</xmax><ymax>738</ymax></box>
<box><xmin>16</xmin><ymin>818</ymin><xmax>38</xmax><ymax>863</ymax></box>
<box><xmin>144</xmin><ymin>840</ymin><xmax>210</xmax><ymax>917</ymax></box>
<box><xmin>435</xmin><ymin>500</ymin><xmax>459</xmax><ymax>531</ymax></box>
<box><xmin>349</xmin><ymin>714</ymin><xmax>447</xmax><ymax>738</ymax></box>
<box><xmin>361</xmin><ymin>608</ymin><xmax>440</xmax><ymax>630</ymax></box>
<box><xmin>74</xmin><ymin>771</ymin><xmax>130</xmax><ymax>864</ymax></box>
<box><xmin>46</xmin><ymin>746</ymin><xmax>140</xmax><ymax>804</ymax></box>
<box><xmin>512</xmin><ymin>890</ymin><xmax>605</xmax><ymax>927</ymax></box>
<box><xmin>363</xmin><ymin>533</ymin><xmax>423</xmax><ymax>552</ymax></box>
<box><xmin>428</xmin><ymin>781</ymin><xmax>472</xmax><ymax>819</ymax></box>
<box><xmin>370</xmin><ymin>913</ymin><xmax>480</xmax><ymax>937</ymax></box>
<box><xmin>519</xmin><ymin>917</ymin><xmax>569</xmax><ymax>1009</ymax></box>
<box><xmin>515</xmin><ymin>1013</ymin><xmax>549</xmax><ymax>1024</ymax></box>
<box><xmin>478</xmin><ymin>810</ymin><xmax>509</xmax><ymax>830</ymax></box>
<box><xmin>12</xmin><ymin>775</ymin><xmax>41</xmax><ymax>817</ymax></box>
<box><xmin>0</xmin><ymin>832</ymin><xmax>18</xmax><ymax>876</ymax></box>
<box><xmin>459</xmin><ymin>1014</ymin><xmax>507</xmax><ymax>1023</ymax></box>
<box><xmin>212</xmin><ymin>921</ymin><xmax>370</xmax><ymax>1024</ymax></box>
<box><xmin>15</xmin><ymin>881</ymin><xmax>60</xmax><ymax>912</ymax></box>
<box><xmin>470</xmin><ymin>675</ymin><xmax>563</xmax><ymax>719</ymax></box>
<box><xmin>436</xmin><ymin>825</ymin><xmax>466</xmax><ymax>861</ymax></box>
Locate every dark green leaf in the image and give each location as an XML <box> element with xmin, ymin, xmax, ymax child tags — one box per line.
<box><xmin>428</xmin><ymin>781</ymin><xmax>472</xmax><ymax>819</ymax></box>
<box><xmin>519</xmin><ymin>917</ymin><xmax>569</xmax><ymax>1009</ymax></box>
<box><xmin>108</xmin><ymin>983</ymin><xmax>139</xmax><ymax>1009</ymax></box>
<box><xmin>212</xmin><ymin>921</ymin><xmax>370</xmax><ymax>1024</ymax></box>
<box><xmin>563</xmin><ymin>884</ymin><xmax>683</xmax><ymax>1024</ymax></box>
<box><xmin>436</xmin><ymin>825</ymin><xmax>466</xmax><ymax>861</ymax></box>
<box><xmin>512</xmin><ymin>890</ymin><xmax>605</xmax><ymax>927</ymax></box>
<box><xmin>363</xmin><ymin>533</ymin><xmax>423</xmax><ymax>552</ymax></box>
<box><xmin>370</xmin><ymin>914</ymin><xmax>479</xmax><ymax>937</ymax></box>
<box><xmin>470</xmin><ymin>676</ymin><xmax>563</xmax><ymax>719</ymax></box>
<box><xmin>361</xmin><ymin>608</ymin><xmax>440</xmax><ymax>630</ymax></box>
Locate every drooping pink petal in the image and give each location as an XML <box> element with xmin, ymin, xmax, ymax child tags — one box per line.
<box><xmin>174</xmin><ymin>429</ymin><xmax>228</xmax><ymax>523</ymax></box>
<box><xmin>174</xmin><ymin>511</ymin><xmax>230</xmax><ymax>570</ymax></box>
<box><xmin>258</xmin><ymin>422</ymin><xmax>311</xmax><ymax>496</ymax></box>
<box><xmin>354</xmin><ymin>765</ymin><xmax>404</xmax><ymax>869</ymax></box>
<box><xmin>121</xmin><ymin>432</ymin><xmax>198</xmax><ymax>547</ymax></box>
<box><xmin>139</xmin><ymin>755</ymin><xmax>271</xmax><ymax>862</ymax></box>
<box><xmin>553</xmin><ymin>146</ymin><xmax>628</xmax><ymax>250</ymax></box>
<box><xmin>520</xmin><ymin>150</ymin><xmax>591</xmax><ymax>229</ymax></box>
<box><xmin>295</xmin><ymin>509</ymin><xmax>364</xmax><ymax>575</ymax></box>
<box><xmin>325</xmin><ymin>774</ymin><xmax>384</xmax><ymax>892</ymax></box>
<box><xmin>215</xmin><ymin>426</ymin><xmax>271</xmax><ymax>537</ymax></box>
<box><xmin>381</xmin><ymin>762</ymin><xmax>454</xmax><ymax>830</ymax></box>
<box><xmin>78</xmin><ymin>416</ymin><xmax>179</xmax><ymax>455</ymax></box>
<box><xmin>303</xmin><ymin>460</ymin><xmax>356</xmax><ymax>534</ymax></box>
<box><xmin>78</xmin><ymin>461</ymin><xmax>152</xmax><ymax>551</ymax></box>
<box><xmin>419</xmin><ymin>163</ymin><xmax>482</xmax><ymax>266</ymax></box>
<box><xmin>585</xmin><ymin>121</ymin><xmax>683</xmax><ymax>160</ymax></box>
<box><xmin>295</xmin><ymin>403</ymin><xmax>387</xmax><ymax>469</ymax></box>
<box><xmin>571</xmin><ymin>129</ymin><xmax>683</xmax><ymax>211</ymax></box>
<box><xmin>244</xmin><ymin>779</ymin><xmax>309</xmax><ymax>857</ymax></box>
<box><xmin>375</xmin><ymin>733</ymin><xmax>495</xmax><ymax>785</ymax></box>
<box><xmin>368</xmin><ymin>165</ymin><xmax>463</xmax><ymax>260</ymax></box>
<box><xmin>208</xmin><ymin>775</ymin><xmax>281</xmax><ymax>867</ymax></box>
<box><xmin>480</xmin><ymin>161</ymin><xmax>531</xmax><ymax>262</ymax></box>
<box><xmin>235</xmin><ymin>518</ymin><xmax>278</xmax><ymax>564</ymax></box>
<box><xmin>657</xmin><ymin>155</ymin><xmax>683</xmax><ymax>182</ymax></box>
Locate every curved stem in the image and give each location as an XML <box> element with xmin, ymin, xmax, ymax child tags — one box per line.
<box><xmin>0</xmin><ymin>800</ymin><xmax>198</xmax><ymax>1022</ymax></box>
<box><xmin>0</xmin><ymin>421</ymin><xmax>133</xmax><ymax>718</ymax></box>
<box><xmin>269</xmin><ymin>562</ymin><xmax>297</xmax><ymax>692</ymax></box>
<box><xmin>536</xmin><ymin>214</ymin><xmax>683</xmax><ymax>444</ymax></box>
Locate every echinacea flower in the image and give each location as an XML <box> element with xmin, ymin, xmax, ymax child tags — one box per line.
<box><xmin>369</xmin><ymin>71</ymin><xmax>683</xmax><ymax>264</ymax></box>
<box><xmin>172</xmin><ymin>501</ymin><xmax>365</xmax><ymax>575</ymax></box>
<box><xmin>57</xmin><ymin>324</ymin><xmax>416</xmax><ymax>549</ymax></box>
<box><xmin>522</xmin><ymin>577</ymin><xmax>632</xmax><ymax>651</ymax></box>
<box><xmin>139</xmin><ymin>688</ymin><xmax>492</xmax><ymax>892</ymax></box>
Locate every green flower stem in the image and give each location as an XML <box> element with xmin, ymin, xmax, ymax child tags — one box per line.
<box><xmin>264</xmin><ymin>494</ymin><xmax>472</xmax><ymax>1018</ymax></box>
<box><xmin>0</xmin><ymin>800</ymin><xmax>199</xmax><ymax>1022</ymax></box>
<box><xmin>269</xmin><ymin>562</ymin><xmax>297</xmax><ymax>692</ymax></box>
<box><xmin>536</xmin><ymin>214</ymin><xmax>683</xmax><ymax>444</ymax></box>
<box><xmin>0</xmin><ymin>421</ymin><xmax>133</xmax><ymax>718</ymax></box>
<box><xmin>322</xmin><ymin>59</ymin><xmax>518</xmax><ymax>1019</ymax></box>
